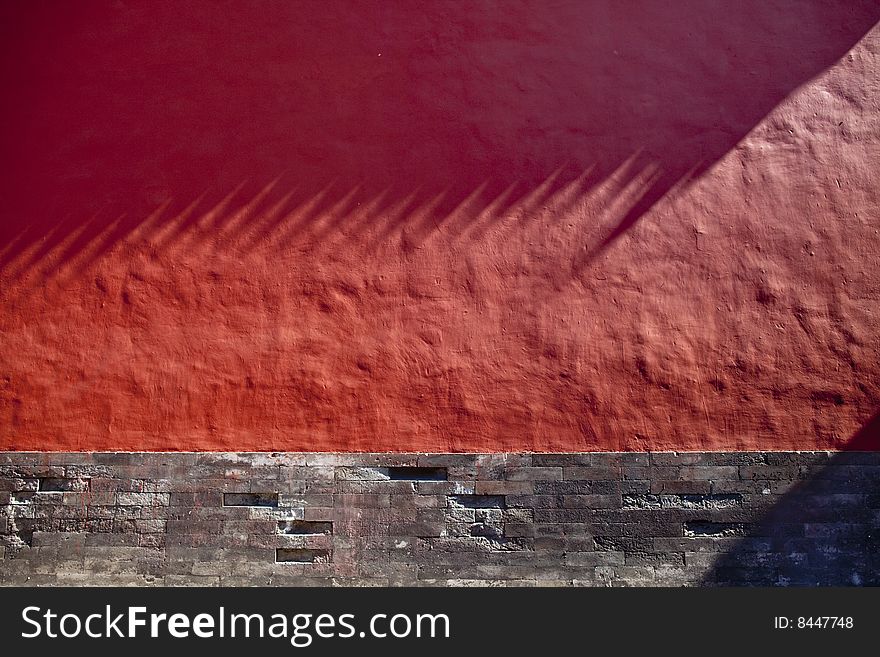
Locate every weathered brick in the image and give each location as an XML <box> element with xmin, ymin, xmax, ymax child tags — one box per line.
<box><xmin>70</xmin><ymin>491</ymin><xmax>117</xmax><ymax>506</ymax></box>
<box><xmin>530</xmin><ymin>454</ymin><xmax>593</xmax><ymax>467</ymax></box>
<box><xmin>563</xmin><ymin>466</ymin><xmax>621</xmax><ymax>480</ymax></box>
<box><xmin>135</xmin><ymin>520</ymin><xmax>167</xmax><ymax>534</ymax></box>
<box><xmin>562</xmin><ymin>495</ymin><xmax>622</xmax><ymax>509</ymax></box>
<box><xmin>474</xmin><ymin>480</ymin><xmax>534</xmax><ymax>495</ymax></box>
<box><xmin>651</xmin><ymin>453</ymin><xmax>710</xmax><ymax>466</ymax></box>
<box><xmin>336</xmin><ymin>467</ymin><xmax>389</xmax><ymax>481</ymax></box>
<box><xmin>506</xmin><ymin>494</ymin><xmax>560</xmax><ymax>508</ymax></box>
<box><xmin>1</xmin><ymin>451</ymin><xmax>876</xmax><ymax>586</ymax></box>
<box><xmin>650</xmin><ymin>479</ymin><xmax>712</xmax><ymax>494</ymax></box>
<box><xmin>679</xmin><ymin>466</ymin><xmax>739</xmax><ymax>481</ymax></box>
<box><xmin>739</xmin><ymin>466</ymin><xmax>801</xmax><ymax>480</ymax></box>
<box><xmin>117</xmin><ymin>492</ymin><xmax>169</xmax><ymax>506</ymax></box>
<box><xmin>505</xmin><ymin>467</ymin><xmax>563</xmax><ymax>481</ymax></box>
<box><xmin>534</xmin><ymin>481</ymin><xmax>591</xmax><ymax>495</ymax></box>
<box><xmin>415</xmin><ymin>481</ymin><xmax>475</xmax><ymax>495</ymax></box>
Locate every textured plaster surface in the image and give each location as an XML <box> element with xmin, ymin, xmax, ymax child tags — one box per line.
<box><xmin>1</xmin><ymin>2</ymin><xmax>879</xmax><ymax>451</ymax></box>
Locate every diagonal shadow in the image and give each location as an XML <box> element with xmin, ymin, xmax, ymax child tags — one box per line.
<box><xmin>1</xmin><ymin>1</ymin><xmax>878</xmax><ymax>285</ymax></box>
<box><xmin>701</xmin><ymin>411</ymin><xmax>880</xmax><ymax>586</ymax></box>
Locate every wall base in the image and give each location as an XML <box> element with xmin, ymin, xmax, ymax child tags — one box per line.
<box><xmin>2</xmin><ymin>452</ymin><xmax>878</xmax><ymax>586</ymax></box>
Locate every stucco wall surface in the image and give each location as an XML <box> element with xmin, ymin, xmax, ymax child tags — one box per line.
<box><xmin>1</xmin><ymin>2</ymin><xmax>879</xmax><ymax>451</ymax></box>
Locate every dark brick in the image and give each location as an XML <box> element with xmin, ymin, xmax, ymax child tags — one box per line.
<box><xmin>0</xmin><ymin>451</ymin><xmax>875</xmax><ymax>587</ymax></box>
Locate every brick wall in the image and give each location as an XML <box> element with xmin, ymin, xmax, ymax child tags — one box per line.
<box><xmin>1</xmin><ymin>452</ymin><xmax>877</xmax><ymax>586</ymax></box>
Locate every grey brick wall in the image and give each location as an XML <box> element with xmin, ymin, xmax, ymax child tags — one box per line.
<box><xmin>1</xmin><ymin>452</ymin><xmax>878</xmax><ymax>586</ymax></box>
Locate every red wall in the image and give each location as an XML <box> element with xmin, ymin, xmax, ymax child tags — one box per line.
<box><xmin>1</xmin><ymin>1</ymin><xmax>879</xmax><ymax>451</ymax></box>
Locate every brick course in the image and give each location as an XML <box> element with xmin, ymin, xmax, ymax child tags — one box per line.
<box><xmin>1</xmin><ymin>452</ymin><xmax>877</xmax><ymax>586</ymax></box>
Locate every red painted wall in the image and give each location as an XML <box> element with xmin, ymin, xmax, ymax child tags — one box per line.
<box><xmin>1</xmin><ymin>1</ymin><xmax>879</xmax><ymax>451</ymax></box>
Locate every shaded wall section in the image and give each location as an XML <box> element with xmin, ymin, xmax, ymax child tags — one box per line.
<box><xmin>1</xmin><ymin>1</ymin><xmax>879</xmax><ymax>451</ymax></box>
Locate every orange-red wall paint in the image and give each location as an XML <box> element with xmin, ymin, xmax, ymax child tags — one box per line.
<box><xmin>1</xmin><ymin>1</ymin><xmax>879</xmax><ymax>451</ymax></box>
